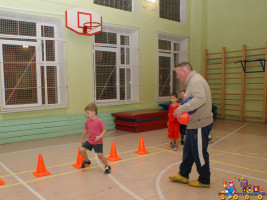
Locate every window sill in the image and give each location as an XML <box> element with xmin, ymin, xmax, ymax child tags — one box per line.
<box><xmin>157</xmin><ymin>97</ymin><xmax>171</xmax><ymax>103</ymax></box>
<box><xmin>0</xmin><ymin>105</ymin><xmax>68</xmax><ymax>113</ymax></box>
<box><xmin>96</xmin><ymin>100</ymin><xmax>139</xmax><ymax>107</ymax></box>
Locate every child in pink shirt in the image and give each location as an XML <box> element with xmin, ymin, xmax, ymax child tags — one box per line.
<box><xmin>80</xmin><ymin>103</ymin><xmax>111</xmax><ymax>174</ymax></box>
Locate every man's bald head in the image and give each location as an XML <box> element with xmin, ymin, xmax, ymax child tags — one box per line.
<box><xmin>175</xmin><ymin>62</ymin><xmax>193</xmax><ymax>83</ymax></box>
<box><xmin>175</xmin><ymin>62</ymin><xmax>193</xmax><ymax>71</ymax></box>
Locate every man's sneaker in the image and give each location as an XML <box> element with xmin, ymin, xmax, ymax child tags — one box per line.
<box><xmin>169</xmin><ymin>174</ymin><xmax>188</xmax><ymax>184</ymax></box>
<box><xmin>169</xmin><ymin>143</ymin><xmax>174</xmax><ymax>149</ymax></box>
<box><xmin>208</xmin><ymin>136</ymin><xmax>213</xmax><ymax>144</ymax></box>
<box><xmin>173</xmin><ymin>144</ymin><xmax>178</xmax><ymax>151</ymax></box>
<box><xmin>189</xmin><ymin>180</ymin><xmax>210</xmax><ymax>188</ymax></box>
<box><xmin>80</xmin><ymin>160</ymin><xmax>91</xmax><ymax>169</ymax></box>
<box><xmin>104</xmin><ymin>166</ymin><xmax>111</xmax><ymax>174</ymax></box>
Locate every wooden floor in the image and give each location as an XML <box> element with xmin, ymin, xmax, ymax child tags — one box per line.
<box><xmin>0</xmin><ymin>119</ymin><xmax>266</xmax><ymax>200</ymax></box>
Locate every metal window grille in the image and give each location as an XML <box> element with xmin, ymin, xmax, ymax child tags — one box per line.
<box><xmin>3</xmin><ymin>44</ymin><xmax>38</xmax><ymax>105</ymax></box>
<box><xmin>159</xmin><ymin>56</ymin><xmax>171</xmax><ymax>97</ymax></box>
<box><xmin>120</xmin><ymin>35</ymin><xmax>130</xmax><ymax>65</ymax></box>
<box><xmin>159</xmin><ymin>39</ymin><xmax>171</xmax><ymax>50</ymax></box>
<box><xmin>160</xmin><ymin>0</ymin><xmax>181</xmax><ymax>22</ymax></box>
<box><xmin>119</xmin><ymin>68</ymin><xmax>131</xmax><ymax>100</ymax></box>
<box><xmin>95</xmin><ymin>50</ymin><xmax>117</xmax><ymax>100</ymax></box>
<box><xmin>158</xmin><ymin>39</ymin><xmax>181</xmax><ymax>98</ymax></box>
<box><xmin>0</xmin><ymin>19</ymin><xmax>36</xmax><ymax>36</ymax></box>
<box><xmin>94</xmin><ymin>30</ymin><xmax>136</xmax><ymax>102</ymax></box>
<box><xmin>0</xmin><ymin>13</ymin><xmax>67</xmax><ymax>111</ymax></box>
<box><xmin>94</xmin><ymin>0</ymin><xmax>132</xmax><ymax>12</ymax></box>
<box><xmin>95</xmin><ymin>32</ymin><xmax>117</xmax><ymax>44</ymax></box>
<box><xmin>41</xmin><ymin>66</ymin><xmax>58</xmax><ymax>104</ymax></box>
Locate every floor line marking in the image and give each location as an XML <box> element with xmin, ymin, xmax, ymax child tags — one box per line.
<box><xmin>0</xmin><ymin>143</ymin><xmax>169</xmax><ymax>178</ymax></box>
<box><xmin>213</xmin><ymin>167</ymin><xmax>267</xmax><ymax>183</ymax></box>
<box><xmin>0</xmin><ymin>131</ymin><xmax>162</xmax><ymax>156</ymax></box>
<box><xmin>2</xmin><ymin>139</ymin><xmax>266</xmax><ymax>179</ymax></box>
<box><xmin>0</xmin><ymin>142</ymin><xmax>79</xmax><ymax>156</ymax></box>
<box><xmin>209</xmin><ymin>123</ymin><xmax>248</xmax><ymax>148</ymax></box>
<box><xmin>211</xmin><ymin>160</ymin><xmax>267</xmax><ymax>174</ymax></box>
<box><xmin>0</xmin><ymin>161</ymin><xmax>46</xmax><ymax>200</ymax></box>
<box><xmin>1</xmin><ymin>145</ymin><xmax>266</xmax><ymax>190</ymax></box>
<box><xmin>0</xmin><ymin>123</ymin><xmax>251</xmax><ymax>157</ymax></box>
<box><xmin>0</xmin><ymin>130</ymin><xmax>116</xmax><ymax>156</ymax></box>
<box><xmin>105</xmin><ymin>130</ymin><xmax>115</xmax><ymax>136</ymax></box>
<box><xmin>155</xmin><ymin>161</ymin><xmax>182</xmax><ymax>200</ymax></box>
<box><xmin>152</xmin><ymin>146</ymin><xmax>267</xmax><ymax>174</ymax></box>
<box><xmin>209</xmin><ymin>148</ymin><xmax>267</xmax><ymax>161</ymax></box>
<box><xmin>94</xmin><ymin>154</ymin><xmax>144</xmax><ymax>200</ymax></box>
<box><xmin>0</xmin><ymin>149</ymin><xmax>167</xmax><ymax>189</ymax></box>
<box><xmin>0</xmin><ymin>161</ymin><xmax>78</xmax><ymax>178</ymax></box>
<box><xmin>154</xmin><ymin>123</ymin><xmax>253</xmax><ymax>200</ymax></box>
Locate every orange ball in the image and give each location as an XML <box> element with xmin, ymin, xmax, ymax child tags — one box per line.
<box><xmin>178</xmin><ymin>112</ymin><xmax>189</xmax><ymax>124</ymax></box>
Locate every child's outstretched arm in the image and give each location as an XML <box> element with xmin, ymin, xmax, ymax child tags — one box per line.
<box><xmin>95</xmin><ymin>128</ymin><xmax>107</xmax><ymax>142</ymax></box>
<box><xmin>81</xmin><ymin>129</ymin><xmax>88</xmax><ymax>144</ymax></box>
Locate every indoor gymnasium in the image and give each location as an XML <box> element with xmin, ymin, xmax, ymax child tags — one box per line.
<box><xmin>0</xmin><ymin>0</ymin><xmax>266</xmax><ymax>200</ymax></box>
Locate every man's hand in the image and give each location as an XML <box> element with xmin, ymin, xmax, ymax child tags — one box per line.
<box><xmin>81</xmin><ymin>139</ymin><xmax>85</xmax><ymax>144</ymax></box>
<box><xmin>173</xmin><ymin>108</ymin><xmax>181</xmax><ymax>118</ymax></box>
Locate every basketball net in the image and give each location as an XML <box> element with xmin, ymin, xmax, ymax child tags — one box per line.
<box><xmin>83</xmin><ymin>22</ymin><xmax>101</xmax><ymax>34</ymax></box>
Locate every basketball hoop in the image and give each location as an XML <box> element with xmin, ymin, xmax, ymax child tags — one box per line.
<box><xmin>65</xmin><ymin>8</ymin><xmax>102</xmax><ymax>36</ymax></box>
<box><xmin>83</xmin><ymin>22</ymin><xmax>101</xmax><ymax>34</ymax></box>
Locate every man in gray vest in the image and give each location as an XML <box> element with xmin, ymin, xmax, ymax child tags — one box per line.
<box><xmin>169</xmin><ymin>62</ymin><xmax>213</xmax><ymax>188</ymax></box>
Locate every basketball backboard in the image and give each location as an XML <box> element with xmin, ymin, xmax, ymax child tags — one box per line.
<box><xmin>65</xmin><ymin>8</ymin><xmax>102</xmax><ymax>36</ymax></box>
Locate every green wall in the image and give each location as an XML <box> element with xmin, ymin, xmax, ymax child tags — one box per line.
<box><xmin>207</xmin><ymin>0</ymin><xmax>267</xmax><ymax>51</ymax></box>
<box><xmin>0</xmin><ymin>0</ymin><xmax>196</xmax><ymax>144</ymax></box>
<box><xmin>190</xmin><ymin>0</ymin><xmax>207</xmax><ymax>74</ymax></box>
<box><xmin>206</xmin><ymin>0</ymin><xmax>267</xmax><ymax>121</ymax></box>
<box><xmin>3</xmin><ymin>0</ymin><xmax>265</xmax><ymax>144</ymax></box>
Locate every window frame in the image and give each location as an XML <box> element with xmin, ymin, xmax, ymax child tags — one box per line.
<box><xmin>0</xmin><ymin>40</ymin><xmax>42</xmax><ymax>108</ymax></box>
<box><xmin>94</xmin><ymin>46</ymin><xmax>119</xmax><ymax>103</ymax></box>
<box><xmin>39</xmin><ymin>23</ymin><xmax>61</xmax><ymax>106</ymax></box>
<box><xmin>0</xmin><ymin>12</ymin><xmax>66</xmax><ymax>112</ymax></box>
<box><xmin>41</xmin><ymin>64</ymin><xmax>60</xmax><ymax>105</ymax></box>
<box><xmin>157</xmin><ymin>33</ymin><xmax>189</xmax><ymax>102</ymax></box>
<box><xmin>93</xmin><ymin>26</ymin><xmax>139</xmax><ymax>106</ymax></box>
<box><xmin>159</xmin><ymin>0</ymin><xmax>186</xmax><ymax>23</ymax></box>
<box><xmin>158</xmin><ymin>52</ymin><xmax>172</xmax><ymax>98</ymax></box>
<box><xmin>93</xmin><ymin>0</ymin><xmax>138</xmax><ymax>12</ymax></box>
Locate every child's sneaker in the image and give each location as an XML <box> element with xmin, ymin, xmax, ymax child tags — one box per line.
<box><xmin>104</xmin><ymin>166</ymin><xmax>111</xmax><ymax>174</ymax></box>
<box><xmin>173</xmin><ymin>144</ymin><xmax>178</xmax><ymax>151</ymax></box>
<box><xmin>80</xmin><ymin>160</ymin><xmax>91</xmax><ymax>168</ymax></box>
<box><xmin>169</xmin><ymin>142</ymin><xmax>174</xmax><ymax>149</ymax></box>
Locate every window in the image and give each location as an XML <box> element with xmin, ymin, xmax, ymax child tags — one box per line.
<box><xmin>157</xmin><ymin>34</ymin><xmax>188</xmax><ymax>101</ymax></box>
<box><xmin>159</xmin><ymin>0</ymin><xmax>186</xmax><ymax>23</ymax></box>
<box><xmin>94</xmin><ymin>0</ymin><xmax>133</xmax><ymax>12</ymax></box>
<box><xmin>0</xmin><ymin>11</ymin><xmax>67</xmax><ymax>112</ymax></box>
<box><xmin>93</xmin><ymin>26</ymin><xmax>139</xmax><ymax>105</ymax></box>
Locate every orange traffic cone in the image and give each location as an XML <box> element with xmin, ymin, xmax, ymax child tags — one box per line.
<box><xmin>33</xmin><ymin>154</ymin><xmax>51</xmax><ymax>177</ymax></box>
<box><xmin>72</xmin><ymin>147</ymin><xmax>90</xmax><ymax>169</ymax></box>
<box><xmin>106</xmin><ymin>142</ymin><xmax>122</xmax><ymax>161</ymax></box>
<box><xmin>135</xmin><ymin>137</ymin><xmax>149</xmax><ymax>155</ymax></box>
<box><xmin>0</xmin><ymin>179</ymin><xmax>5</xmax><ymax>185</ymax></box>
